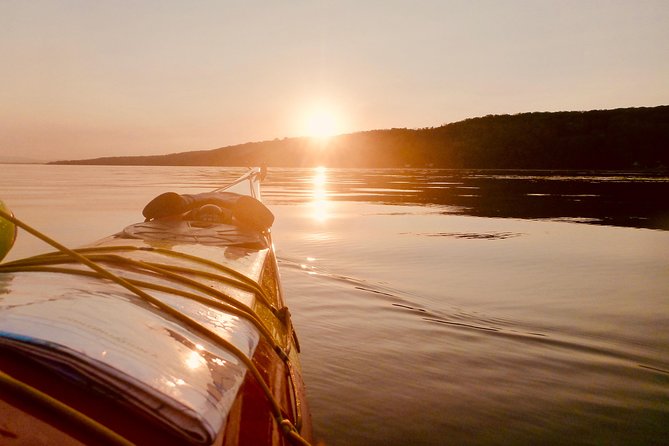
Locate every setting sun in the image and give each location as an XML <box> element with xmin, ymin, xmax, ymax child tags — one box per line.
<box><xmin>303</xmin><ymin>107</ymin><xmax>340</xmax><ymax>139</ymax></box>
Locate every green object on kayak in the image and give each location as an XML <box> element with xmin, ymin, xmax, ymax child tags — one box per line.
<box><xmin>0</xmin><ymin>200</ymin><xmax>17</xmax><ymax>261</ymax></box>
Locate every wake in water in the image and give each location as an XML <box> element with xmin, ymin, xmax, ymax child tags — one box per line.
<box><xmin>280</xmin><ymin>255</ymin><xmax>667</xmax><ymax>376</ymax></box>
<box><xmin>279</xmin><ymin>253</ymin><xmax>669</xmax><ymax>446</ymax></box>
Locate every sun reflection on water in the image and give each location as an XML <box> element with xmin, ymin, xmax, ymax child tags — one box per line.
<box><xmin>311</xmin><ymin>166</ymin><xmax>330</xmax><ymax>222</ymax></box>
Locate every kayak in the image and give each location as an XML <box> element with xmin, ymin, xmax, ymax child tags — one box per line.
<box><xmin>0</xmin><ymin>168</ymin><xmax>313</xmax><ymax>445</ymax></box>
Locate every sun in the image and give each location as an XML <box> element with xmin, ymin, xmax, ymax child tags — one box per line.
<box><xmin>304</xmin><ymin>107</ymin><xmax>339</xmax><ymax>139</ymax></box>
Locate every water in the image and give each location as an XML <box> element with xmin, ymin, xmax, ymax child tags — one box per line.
<box><xmin>1</xmin><ymin>165</ymin><xmax>668</xmax><ymax>445</ymax></box>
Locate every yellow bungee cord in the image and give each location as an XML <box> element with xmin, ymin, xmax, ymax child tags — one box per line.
<box><xmin>0</xmin><ymin>199</ymin><xmax>17</xmax><ymax>261</ymax></box>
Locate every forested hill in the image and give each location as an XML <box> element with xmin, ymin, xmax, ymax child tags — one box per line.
<box><xmin>52</xmin><ymin>105</ymin><xmax>669</xmax><ymax>169</ymax></box>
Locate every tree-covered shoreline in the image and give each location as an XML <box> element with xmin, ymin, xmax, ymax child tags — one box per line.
<box><xmin>52</xmin><ymin>106</ymin><xmax>669</xmax><ymax>169</ymax></box>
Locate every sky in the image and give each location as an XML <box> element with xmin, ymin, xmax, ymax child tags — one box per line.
<box><xmin>1</xmin><ymin>0</ymin><xmax>668</xmax><ymax>161</ymax></box>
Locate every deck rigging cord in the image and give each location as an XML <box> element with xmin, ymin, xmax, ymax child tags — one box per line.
<box><xmin>0</xmin><ymin>207</ymin><xmax>312</xmax><ymax>446</ymax></box>
<box><xmin>15</xmin><ymin>245</ymin><xmax>280</xmax><ymax>311</ymax></box>
<box><xmin>4</xmin><ymin>250</ymin><xmax>282</xmax><ymax>330</ymax></box>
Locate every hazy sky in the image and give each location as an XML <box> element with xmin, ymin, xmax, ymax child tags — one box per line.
<box><xmin>1</xmin><ymin>0</ymin><xmax>668</xmax><ymax>161</ymax></box>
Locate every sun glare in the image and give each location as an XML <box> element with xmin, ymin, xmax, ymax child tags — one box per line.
<box><xmin>304</xmin><ymin>108</ymin><xmax>339</xmax><ymax>139</ymax></box>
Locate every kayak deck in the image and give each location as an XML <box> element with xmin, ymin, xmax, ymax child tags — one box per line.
<box><xmin>0</xmin><ymin>168</ymin><xmax>312</xmax><ymax>445</ymax></box>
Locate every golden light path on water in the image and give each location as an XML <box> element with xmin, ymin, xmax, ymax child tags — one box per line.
<box><xmin>311</xmin><ymin>166</ymin><xmax>330</xmax><ymax>222</ymax></box>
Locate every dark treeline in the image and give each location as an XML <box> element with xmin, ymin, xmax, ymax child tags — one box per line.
<box><xmin>53</xmin><ymin>105</ymin><xmax>669</xmax><ymax>169</ymax></box>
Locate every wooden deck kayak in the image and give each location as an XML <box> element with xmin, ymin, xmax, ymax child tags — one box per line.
<box><xmin>0</xmin><ymin>168</ymin><xmax>313</xmax><ymax>445</ymax></box>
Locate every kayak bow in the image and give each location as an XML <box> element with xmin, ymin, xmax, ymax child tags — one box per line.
<box><xmin>0</xmin><ymin>168</ymin><xmax>313</xmax><ymax>445</ymax></box>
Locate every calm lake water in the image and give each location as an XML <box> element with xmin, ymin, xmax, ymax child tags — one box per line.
<box><xmin>1</xmin><ymin>164</ymin><xmax>668</xmax><ymax>445</ymax></box>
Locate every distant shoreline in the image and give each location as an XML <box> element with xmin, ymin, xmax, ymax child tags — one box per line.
<box><xmin>48</xmin><ymin>105</ymin><xmax>669</xmax><ymax>170</ymax></box>
<box><xmin>0</xmin><ymin>160</ymin><xmax>48</xmax><ymax>165</ymax></box>
<box><xmin>15</xmin><ymin>165</ymin><xmax>666</xmax><ymax>176</ymax></box>
<box><xmin>1</xmin><ymin>163</ymin><xmax>48</xmax><ymax>165</ymax></box>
